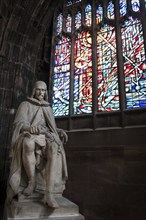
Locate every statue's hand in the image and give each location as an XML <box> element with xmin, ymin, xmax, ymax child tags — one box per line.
<box><xmin>58</xmin><ymin>129</ymin><xmax>68</xmax><ymax>144</ymax></box>
<box><xmin>30</xmin><ymin>125</ymin><xmax>39</xmax><ymax>134</ymax></box>
<box><xmin>29</xmin><ymin>125</ymin><xmax>48</xmax><ymax>135</ymax></box>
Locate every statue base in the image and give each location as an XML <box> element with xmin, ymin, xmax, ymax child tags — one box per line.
<box><xmin>4</xmin><ymin>193</ymin><xmax>85</xmax><ymax>220</ymax></box>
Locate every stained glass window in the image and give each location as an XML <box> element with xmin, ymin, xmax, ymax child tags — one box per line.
<box><xmin>85</xmin><ymin>4</ymin><xmax>92</xmax><ymax>26</ymax></box>
<box><xmin>131</xmin><ymin>0</ymin><xmax>140</xmax><ymax>12</ymax></box>
<box><xmin>96</xmin><ymin>4</ymin><xmax>103</xmax><ymax>24</ymax></box>
<box><xmin>97</xmin><ymin>25</ymin><xmax>119</xmax><ymax>111</ymax></box>
<box><xmin>119</xmin><ymin>0</ymin><xmax>127</xmax><ymax>17</ymax></box>
<box><xmin>75</xmin><ymin>11</ymin><xmax>82</xmax><ymax>30</ymax></box>
<box><xmin>121</xmin><ymin>17</ymin><xmax>146</xmax><ymax>108</ymax></box>
<box><xmin>65</xmin><ymin>14</ymin><xmax>72</xmax><ymax>32</ymax></box>
<box><xmin>52</xmin><ymin>37</ymin><xmax>71</xmax><ymax>116</ymax></box>
<box><xmin>74</xmin><ymin>32</ymin><xmax>92</xmax><ymax>114</ymax></box>
<box><xmin>107</xmin><ymin>1</ymin><xmax>115</xmax><ymax>20</ymax></box>
<box><xmin>51</xmin><ymin>0</ymin><xmax>146</xmax><ymax>118</ymax></box>
<box><xmin>56</xmin><ymin>14</ymin><xmax>63</xmax><ymax>35</ymax></box>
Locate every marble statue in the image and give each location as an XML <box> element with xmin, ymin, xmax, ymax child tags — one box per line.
<box><xmin>7</xmin><ymin>81</ymin><xmax>68</xmax><ymax>209</ymax></box>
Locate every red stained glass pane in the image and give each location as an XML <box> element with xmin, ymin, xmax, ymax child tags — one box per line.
<box><xmin>121</xmin><ymin>17</ymin><xmax>146</xmax><ymax>108</ymax></box>
<box><xmin>74</xmin><ymin>32</ymin><xmax>92</xmax><ymax>114</ymax></box>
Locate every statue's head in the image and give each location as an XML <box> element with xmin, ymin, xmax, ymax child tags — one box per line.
<box><xmin>31</xmin><ymin>81</ymin><xmax>48</xmax><ymax>101</ymax></box>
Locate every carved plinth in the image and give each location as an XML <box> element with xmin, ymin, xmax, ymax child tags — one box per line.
<box><xmin>5</xmin><ymin>193</ymin><xmax>85</xmax><ymax>220</ymax></box>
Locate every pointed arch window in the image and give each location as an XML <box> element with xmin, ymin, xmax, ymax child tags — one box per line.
<box><xmin>50</xmin><ymin>0</ymin><xmax>146</xmax><ymax>129</ymax></box>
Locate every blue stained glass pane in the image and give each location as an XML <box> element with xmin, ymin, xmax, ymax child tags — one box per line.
<box><xmin>76</xmin><ymin>0</ymin><xmax>81</xmax><ymax>3</ymax></box>
<box><xmin>96</xmin><ymin>4</ymin><xmax>103</xmax><ymax>24</ymax></box>
<box><xmin>131</xmin><ymin>0</ymin><xmax>140</xmax><ymax>12</ymax></box>
<box><xmin>121</xmin><ymin>17</ymin><xmax>146</xmax><ymax>109</ymax></box>
<box><xmin>107</xmin><ymin>1</ymin><xmax>115</xmax><ymax>20</ymax></box>
<box><xmin>65</xmin><ymin>14</ymin><xmax>72</xmax><ymax>32</ymax></box>
<box><xmin>56</xmin><ymin>14</ymin><xmax>63</xmax><ymax>35</ymax></box>
<box><xmin>85</xmin><ymin>4</ymin><xmax>92</xmax><ymax>26</ymax></box>
<box><xmin>52</xmin><ymin>37</ymin><xmax>71</xmax><ymax>116</ymax></box>
<box><xmin>119</xmin><ymin>0</ymin><xmax>127</xmax><ymax>17</ymax></box>
<box><xmin>75</xmin><ymin>11</ymin><xmax>81</xmax><ymax>30</ymax></box>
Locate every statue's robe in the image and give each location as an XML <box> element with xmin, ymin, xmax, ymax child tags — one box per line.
<box><xmin>8</xmin><ymin>97</ymin><xmax>68</xmax><ymax>201</ymax></box>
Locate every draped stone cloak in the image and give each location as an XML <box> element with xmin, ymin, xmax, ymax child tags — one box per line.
<box><xmin>8</xmin><ymin>97</ymin><xmax>68</xmax><ymax>200</ymax></box>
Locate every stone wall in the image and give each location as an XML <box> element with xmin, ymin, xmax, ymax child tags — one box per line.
<box><xmin>63</xmin><ymin>128</ymin><xmax>146</xmax><ymax>220</ymax></box>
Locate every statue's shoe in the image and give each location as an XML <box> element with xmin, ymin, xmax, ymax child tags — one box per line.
<box><xmin>44</xmin><ymin>194</ymin><xmax>59</xmax><ymax>208</ymax></box>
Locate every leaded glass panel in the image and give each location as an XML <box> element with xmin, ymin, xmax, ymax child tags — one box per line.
<box><xmin>75</xmin><ymin>11</ymin><xmax>82</xmax><ymax>30</ymax></box>
<box><xmin>74</xmin><ymin>32</ymin><xmax>92</xmax><ymax>114</ymax></box>
<box><xmin>85</xmin><ymin>4</ymin><xmax>92</xmax><ymax>26</ymax></box>
<box><xmin>52</xmin><ymin>37</ymin><xmax>71</xmax><ymax>116</ymax></box>
<box><xmin>56</xmin><ymin>14</ymin><xmax>63</xmax><ymax>35</ymax></box>
<box><xmin>65</xmin><ymin>14</ymin><xmax>72</xmax><ymax>32</ymax></box>
<box><xmin>97</xmin><ymin>25</ymin><xmax>119</xmax><ymax>111</ymax></box>
<box><xmin>121</xmin><ymin>17</ymin><xmax>146</xmax><ymax>108</ymax></box>
<box><xmin>119</xmin><ymin>0</ymin><xmax>127</xmax><ymax>17</ymax></box>
<box><xmin>96</xmin><ymin>4</ymin><xmax>103</xmax><ymax>24</ymax></box>
<box><xmin>131</xmin><ymin>0</ymin><xmax>140</xmax><ymax>12</ymax></box>
<box><xmin>107</xmin><ymin>1</ymin><xmax>115</xmax><ymax>20</ymax></box>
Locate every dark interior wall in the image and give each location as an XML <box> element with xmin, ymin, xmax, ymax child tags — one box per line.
<box><xmin>63</xmin><ymin>128</ymin><xmax>146</xmax><ymax>220</ymax></box>
<box><xmin>0</xmin><ymin>1</ymin><xmax>146</xmax><ymax>220</ymax></box>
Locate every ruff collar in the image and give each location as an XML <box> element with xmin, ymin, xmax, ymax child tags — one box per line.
<box><xmin>27</xmin><ymin>97</ymin><xmax>50</xmax><ymax>107</ymax></box>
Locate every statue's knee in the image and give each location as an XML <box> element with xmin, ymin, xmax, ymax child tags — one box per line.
<box><xmin>23</xmin><ymin>137</ymin><xmax>35</xmax><ymax>152</ymax></box>
<box><xmin>46</xmin><ymin>143</ymin><xmax>58</xmax><ymax>158</ymax></box>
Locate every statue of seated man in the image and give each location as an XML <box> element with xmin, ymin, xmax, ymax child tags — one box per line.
<box><xmin>7</xmin><ymin>81</ymin><xmax>68</xmax><ymax>208</ymax></box>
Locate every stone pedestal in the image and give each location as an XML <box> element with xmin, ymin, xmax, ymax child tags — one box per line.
<box><xmin>5</xmin><ymin>193</ymin><xmax>85</xmax><ymax>220</ymax></box>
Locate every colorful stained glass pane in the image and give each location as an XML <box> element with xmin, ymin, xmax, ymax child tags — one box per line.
<box><xmin>107</xmin><ymin>1</ymin><xmax>115</xmax><ymax>20</ymax></box>
<box><xmin>65</xmin><ymin>0</ymin><xmax>72</xmax><ymax>6</ymax></box>
<box><xmin>121</xmin><ymin>17</ymin><xmax>146</xmax><ymax>109</ymax></box>
<box><xmin>119</xmin><ymin>0</ymin><xmax>127</xmax><ymax>17</ymax></box>
<box><xmin>75</xmin><ymin>11</ymin><xmax>81</xmax><ymax>30</ymax></box>
<box><xmin>96</xmin><ymin>4</ymin><xmax>103</xmax><ymax>24</ymax></box>
<box><xmin>52</xmin><ymin>37</ymin><xmax>71</xmax><ymax>116</ymax></box>
<box><xmin>65</xmin><ymin>14</ymin><xmax>72</xmax><ymax>32</ymax></box>
<box><xmin>74</xmin><ymin>32</ymin><xmax>92</xmax><ymax>114</ymax></box>
<box><xmin>97</xmin><ymin>24</ymin><xmax>119</xmax><ymax>111</ymax></box>
<box><xmin>131</xmin><ymin>0</ymin><xmax>140</xmax><ymax>12</ymax></box>
<box><xmin>56</xmin><ymin>14</ymin><xmax>63</xmax><ymax>35</ymax></box>
<box><xmin>85</xmin><ymin>4</ymin><xmax>92</xmax><ymax>26</ymax></box>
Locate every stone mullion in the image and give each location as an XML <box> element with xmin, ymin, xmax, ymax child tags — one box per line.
<box><xmin>114</xmin><ymin>0</ymin><xmax>126</xmax><ymax>127</ymax></box>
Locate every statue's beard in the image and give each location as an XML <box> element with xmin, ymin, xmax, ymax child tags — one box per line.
<box><xmin>36</xmin><ymin>95</ymin><xmax>44</xmax><ymax>101</ymax></box>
